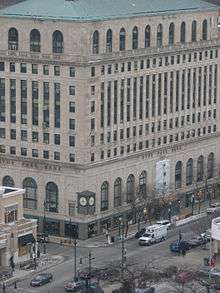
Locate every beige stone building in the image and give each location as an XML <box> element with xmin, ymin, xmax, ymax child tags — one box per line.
<box><xmin>0</xmin><ymin>0</ymin><xmax>219</xmax><ymax>239</ymax></box>
<box><xmin>0</xmin><ymin>186</ymin><xmax>37</xmax><ymax>266</ymax></box>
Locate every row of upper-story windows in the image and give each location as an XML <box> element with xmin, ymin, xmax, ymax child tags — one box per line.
<box><xmin>0</xmin><ymin>128</ymin><xmax>76</xmax><ymax>147</ymax></box>
<box><xmin>0</xmin><ymin>61</ymin><xmax>75</xmax><ymax>77</ymax></box>
<box><xmin>0</xmin><ymin>145</ymin><xmax>75</xmax><ymax>162</ymax></box>
<box><xmin>92</xmin><ymin>19</ymin><xmax>210</xmax><ymax>54</ymax></box>
<box><xmin>90</xmin><ymin>49</ymin><xmax>218</xmax><ymax>77</ymax></box>
<box><xmin>4</xmin><ymin>19</ymin><xmax>210</xmax><ymax>54</ymax></box>
<box><xmin>91</xmin><ymin>125</ymin><xmax>217</xmax><ymax>162</ymax></box>
<box><xmin>98</xmin><ymin>110</ymin><xmax>217</xmax><ymax>145</ymax></box>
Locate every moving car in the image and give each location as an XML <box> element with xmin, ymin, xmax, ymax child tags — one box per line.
<box><xmin>30</xmin><ymin>273</ymin><xmax>53</xmax><ymax>287</ymax></box>
<box><xmin>64</xmin><ymin>279</ymin><xmax>86</xmax><ymax>292</ymax></box>
<box><xmin>206</xmin><ymin>202</ymin><xmax>220</xmax><ymax>213</ymax></box>
<box><xmin>139</xmin><ymin>224</ymin><xmax>167</xmax><ymax>246</ymax></box>
<box><xmin>170</xmin><ymin>240</ymin><xmax>190</xmax><ymax>253</ymax></box>
<box><xmin>156</xmin><ymin>220</ymin><xmax>171</xmax><ymax>229</ymax></box>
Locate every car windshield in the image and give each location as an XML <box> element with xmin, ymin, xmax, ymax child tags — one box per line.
<box><xmin>143</xmin><ymin>233</ymin><xmax>152</xmax><ymax>237</ymax></box>
<box><xmin>34</xmin><ymin>276</ymin><xmax>44</xmax><ymax>281</ymax></box>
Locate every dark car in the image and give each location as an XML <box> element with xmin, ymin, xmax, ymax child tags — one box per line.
<box><xmin>170</xmin><ymin>240</ymin><xmax>190</xmax><ymax>253</ymax></box>
<box><xmin>30</xmin><ymin>273</ymin><xmax>53</xmax><ymax>287</ymax></box>
<box><xmin>135</xmin><ymin>228</ymin><xmax>146</xmax><ymax>239</ymax></box>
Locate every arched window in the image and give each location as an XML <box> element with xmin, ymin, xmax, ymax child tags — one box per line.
<box><xmin>180</xmin><ymin>22</ymin><xmax>186</xmax><ymax>43</ymax></box>
<box><xmin>157</xmin><ymin>24</ymin><xmax>163</xmax><ymax>47</ymax></box>
<box><xmin>114</xmin><ymin>178</ymin><xmax>122</xmax><ymax>207</ymax></box>
<box><xmin>30</xmin><ymin>29</ymin><xmax>41</xmax><ymax>52</ymax></box>
<box><xmin>46</xmin><ymin>182</ymin><xmax>58</xmax><ymax>213</ymax></box>
<box><xmin>8</xmin><ymin>28</ymin><xmax>18</xmax><ymax>50</ymax></box>
<box><xmin>100</xmin><ymin>181</ymin><xmax>109</xmax><ymax>211</ymax></box>
<box><xmin>92</xmin><ymin>30</ymin><xmax>99</xmax><ymax>54</ymax></box>
<box><xmin>191</xmin><ymin>20</ymin><xmax>197</xmax><ymax>42</ymax></box>
<box><xmin>169</xmin><ymin>23</ymin><xmax>175</xmax><ymax>45</ymax></box>
<box><xmin>207</xmin><ymin>153</ymin><xmax>214</xmax><ymax>179</ymax></box>
<box><xmin>139</xmin><ymin>171</ymin><xmax>147</xmax><ymax>198</ymax></box>
<box><xmin>175</xmin><ymin>161</ymin><xmax>182</xmax><ymax>189</ymax></box>
<box><xmin>23</xmin><ymin>177</ymin><xmax>37</xmax><ymax>209</ymax></box>
<box><xmin>119</xmin><ymin>28</ymin><xmax>126</xmax><ymax>51</ymax></box>
<box><xmin>197</xmin><ymin>155</ymin><xmax>204</xmax><ymax>182</ymax></box>
<box><xmin>126</xmin><ymin>174</ymin><xmax>135</xmax><ymax>203</ymax></box>
<box><xmin>186</xmin><ymin>159</ymin><xmax>193</xmax><ymax>186</ymax></box>
<box><xmin>2</xmin><ymin>176</ymin><xmax>14</xmax><ymax>187</ymax></box>
<box><xmin>132</xmin><ymin>26</ymin><xmax>138</xmax><ymax>50</ymax></box>
<box><xmin>106</xmin><ymin>29</ymin><xmax>112</xmax><ymax>53</ymax></box>
<box><xmin>145</xmin><ymin>25</ymin><xmax>151</xmax><ymax>48</ymax></box>
<box><xmin>52</xmin><ymin>30</ymin><xmax>64</xmax><ymax>53</ymax></box>
<box><xmin>202</xmin><ymin>19</ymin><xmax>208</xmax><ymax>41</ymax></box>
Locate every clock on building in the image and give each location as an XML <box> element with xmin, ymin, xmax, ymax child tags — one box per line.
<box><xmin>89</xmin><ymin>196</ymin><xmax>95</xmax><ymax>206</ymax></box>
<box><xmin>79</xmin><ymin>196</ymin><xmax>87</xmax><ymax>206</ymax></box>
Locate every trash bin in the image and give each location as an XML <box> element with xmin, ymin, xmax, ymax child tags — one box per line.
<box><xmin>111</xmin><ymin>236</ymin><xmax>115</xmax><ymax>243</ymax></box>
<box><xmin>204</xmin><ymin>257</ymin><xmax>209</xmax><ymax>266</ymax></box>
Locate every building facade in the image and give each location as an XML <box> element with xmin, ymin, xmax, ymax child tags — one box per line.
<box><xmin>0</xmin><ymin>0</ymin><xmax>219</xmax><ymax>239</ymax></box>
<box><xmin>0</xmin><ymin>186</ymin><xmax>37</xmax><ymax>266</ymax></box>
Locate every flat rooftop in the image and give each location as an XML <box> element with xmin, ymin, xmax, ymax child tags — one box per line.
<box><xmin>0</xmin><ymin>0</ymin><xmax>218</xmax><ymax>21</ymax></box>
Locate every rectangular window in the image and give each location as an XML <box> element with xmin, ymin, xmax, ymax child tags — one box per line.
<box><xmin>43</xmin><ymin>133</ymin><xmax>49</xmax><ymax>144</ymax></box>
<box><xmin>90</xmin><ymin>101</ymin><xmax>95</xmax><ymax>113</ymax></box>
<box><xmin>32</xmin><ymin>149</ymin><xmax>38</xmax><ymax>158</ymax></box>
<box><xmin>0</xmin><ymin>62</ymin><xmax>5</xmax><ymax>71</ymax></box>
<box><xmin>32</xmin><ymin>64</ymin><xmax>38</xmax><ymax>74</ymax></box>
<box><xmin>43</xmin><ymin>65</ymin><xmax>49</xmax><ymax>75</ymax></box>
<box><xmin>54</xmin><ymin>151</ymin><xmax>60</xmax><ymax>160</ymax></box>
<box><xmin>69</xmin><ymin>136</ymin><xmax>75</xmax><ymax>147</ymax></box>
<box><xmin>32</xmin><ymin>81</ymin><xmax>39</xmax><ymax>126</ymax></box>
<box><xmin>91</xmin><ymin>67</ymin><xmax>95</xmax><ymax>77</ymax></box>
<box><xmin>10</xmin><ymin>79</ymin><xmax>16</xmax><ymax>123</ymax></box>
<box><xmin>69</xmin><ymin>153</ymin><xmax>75</xmax><ymax>162</ymax></box>
<box><xmin>69</xmin><ymin>86</ymin><xmax>75</xmax><ymax>95</ymax></box>
<box><xmin>43</xmin><ymin>150</ymin><xmax>49</xmax><ymax>159</ymax></box>
<box><xmin>91</xmin><ymin>118</ymin><xmax>95</xmax><ymax>130</ymax></box>
<box><xmin>54</xmin><ymin>83</ymin><xmax>60</xmax><ymax>128</ymax></box>
<box><xmin>69</xmin><ymin>67</ymin><xmax>75</xmax><ymax>77</ymax></box>
<box><xmin>21</xmin><ymin>130</ymin><xmax>27</xmax><ymax>141</ymax></box>
<box><xmin>0</xmin><ymin>128</ymin><xmax>5</xmax><ymax>138</ymax></box>
<box><xmin>32</xmin><ymin>131</ymin><xmax>39</xmax><ymax>142</ymax></box>
<box><xmin>10</xmin><ymin>129</ymin><xmax>16</xmax><ymax>140</ymax></box>
<box><xmin>54</xmin><ymin>134</ymin><xmax>60</xmax><ymax>145</ymax></box>
<box><xmin>69</xmin><ymin>101</ymin><xmax>75</xmax><ymax>113</ymax></box>
<box><xmin>10</xmin><ymin>62</ymin><xmax>15</xmax><ymax>72</ymax></box>
<box><xmin>21</xmin><ymin>147</ymin><xmax>27</xmax><ymax>156</ymax></box>
<box><xmin>69</xmin><ymin>118</ymin><xmax>75</xmax><ymax>130</ymax></box>
<box><xmin>20</xmin><ymin>63</ymin><xmax>27</xmax><ymax>73</ymax></box>
<box><xmin>54</xmin><ymin>66</ymin><xmax>60</xmax><ymax>76</ymax></box>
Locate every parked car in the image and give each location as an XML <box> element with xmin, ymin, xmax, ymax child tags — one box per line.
<box><xmin>64</xmin><ymin>279</ymin><xmax>86</xmax><ymax>292</ymax></box>
<box><xmin>135</xmin><ymin>228</ymin><xmax>146</xmax><ymax>239</ymax></box>
<box><xmin>139</xmin><ymin>224</ymin><xmax>167</xmax><ymax>246</ymax></box>
<box><xmin>37</xmin><ymin>233</ymin><xmax>49</xmax><ymax>243</ymax></box>
<box><xmin>186</xmin><ymin>235</ymin><xmax>208</xmax><ymax>248</ymax></box>
<box><xmin>170</xmin><ymin>240</ymin><xmax>190</xmax><ymax>253</ymax></box>
<box><xmin>30</xmin><ymin>273</ymin><xmax>53</xmax><ymax>287</ymax></box>
<box><xmin>156</xmin><ymin>220</ymin><xmax>171</xmax><ymax>229</ymax></box>
<box><xmin>207</xmin><ymin>202</ymin><xmax>220</xmax><ymax>213</ymax></box>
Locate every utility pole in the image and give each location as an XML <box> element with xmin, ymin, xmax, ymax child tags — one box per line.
<box><xmin>69</xmin><ymin>218</ymin><xmax>77</xmax><ymax>281</ymax></box>
<box><xmin>43</xmin><ymin>200</ymin><xmax>47</xmax><ymax>254</ymax></box>
<box><xmin>86</xmin><ymin>251</ymin><xmax>95</xmax><ymax>293</ymax></box>
<box><xmin>120</xmin><ymin>218</ymin><xmax>126</xmax><ymax>281</ymax></box>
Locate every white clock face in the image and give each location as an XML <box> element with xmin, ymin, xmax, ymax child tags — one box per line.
<box><xmin>89</xmin><ymin>196</ymin><xmax>95</xmax><ymax>206</ymax></box>
<box><xmin>79</xmin><ymin>197</ymin><xmax>87</xmax><ymax>206</ymax></box>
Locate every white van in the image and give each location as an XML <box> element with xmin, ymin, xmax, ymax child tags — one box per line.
<box><xmin>139</xmin><ymin>224</ymin><xmax>167</xmax><ymax>246</ymax></box>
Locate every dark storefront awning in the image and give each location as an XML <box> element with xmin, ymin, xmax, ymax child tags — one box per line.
<box><xmin>18</xmin><ymin>234</ymin><xmax>35</xmax><ymax>246</ymax></box>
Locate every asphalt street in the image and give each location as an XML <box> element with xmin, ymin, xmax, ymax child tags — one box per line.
<box><xmin>8</xmin><ymin>218</ymin><xmax>209</xmax><ymax>293</ymax></box>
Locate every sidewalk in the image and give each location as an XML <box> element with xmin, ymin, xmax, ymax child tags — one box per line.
<box><xmin>2</xmin><ymin>253</ymin><xmax>64</xmax><ymax>287</ymax></box>
<box><xmin>75</xmin><ymin>200</ymin><xmax>211</xmax><ymax>248</ymax></box>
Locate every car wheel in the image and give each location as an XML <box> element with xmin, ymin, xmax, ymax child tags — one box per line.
<box><xmin>161</xmin><ymin>237</ymin><xmax>165</xmax><ymax>241</ymax></box>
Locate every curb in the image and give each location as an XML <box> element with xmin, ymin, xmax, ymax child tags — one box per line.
<box><xmin>4</xmin><ymin>256</ymin><xmax>64</xmax><ymax>286</ymax></box>
<box><xmin>77</xmin><ymin>233</ymin><xmax>136</xmax><ymax>248</ymax></box>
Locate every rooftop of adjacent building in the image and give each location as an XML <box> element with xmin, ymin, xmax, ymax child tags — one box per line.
<box><xmin>0</xmin><ymin>186</ymin><xmax>24</xmax><ymax>197</ymax></box>
<box><xmin>0</xmin><ymin>0</ymin><xmax>23</xmax><ymax>8</ymax></box>
<box><xmin>0</xmin><ymin>0</ymin><xmax>218</xmax><ymax>21</ymax></box>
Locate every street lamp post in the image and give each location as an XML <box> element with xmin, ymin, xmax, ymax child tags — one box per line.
<box><xmin>69</xmin><ymin>218</ymin><xmax>77</xmax><ymax>282</ymax></box>
<box><xmin>168</xmin><ymin>202</ymin><xmax>172</xmax><ymax>222</ymax></box>
<box><xmin>43</xmin><ymin>200</ymin><xmax>47</xmax><ymax>254</ymax></box>
<box><xmin>119</xmin><ymin>217</ymin><xmax>126</xmax><ymax>281</ymax></box>
<box><xmin>191</xmin><ymin>194</ymin><xmax>195</xmax><ymax>215</ymax></box>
